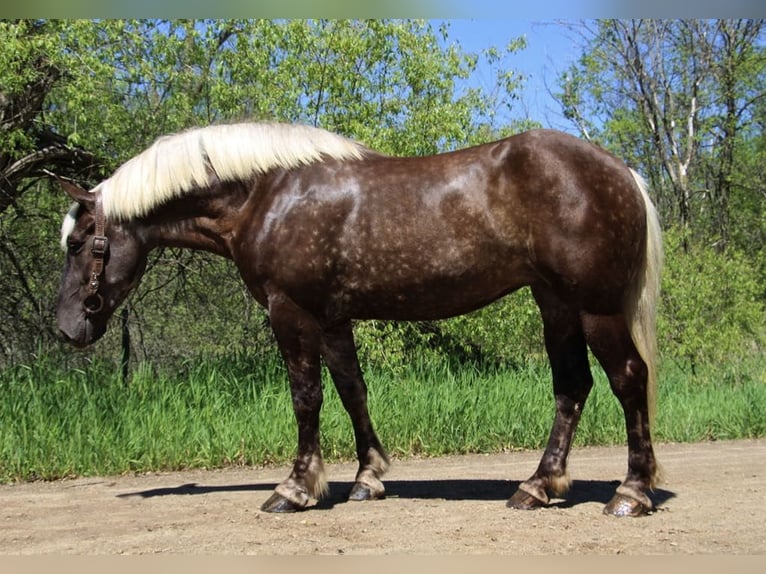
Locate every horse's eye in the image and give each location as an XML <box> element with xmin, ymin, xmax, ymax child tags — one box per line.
<box><xmin>67</xmin><ymin>240</ymin><xmax>84</xmax><ymax>255</ymax></box>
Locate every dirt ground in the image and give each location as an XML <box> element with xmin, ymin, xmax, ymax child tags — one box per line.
<box><xmin>1</xmin><ymin>439</ymin><xmax>764</xmax><ymax>555</ymax></box>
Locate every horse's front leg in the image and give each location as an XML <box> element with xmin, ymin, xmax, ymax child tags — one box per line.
<box><xmin>260</xmin><ymin>293</ymin><xmax>327</xmax><ymax>513</ymax></box>
<box><xmin>321</xmin><ymin>321</ymin><xmax>389</xmax><ymax>502</ymax></box>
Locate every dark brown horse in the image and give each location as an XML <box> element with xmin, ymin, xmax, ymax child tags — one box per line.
<box><xmin>55</xmin><ymin>122</ymin><xmax>663</xmax><ymax>516</ymax></box>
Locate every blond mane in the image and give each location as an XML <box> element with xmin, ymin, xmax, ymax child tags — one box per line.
<box><xmin>91</xmin><ymin>122</ymin><xmax>369</xmax><ymax>220</ymax></box>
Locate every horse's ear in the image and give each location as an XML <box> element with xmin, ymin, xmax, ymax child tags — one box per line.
<box><xmin>44</xmin><ymin>170</ymin><xmax>94</xmax><ymax>207</ymax></box>
<box><xmin>60</xmin><ymin>180</ymin><xmax>94</xmax><ymax>206</ymax></box>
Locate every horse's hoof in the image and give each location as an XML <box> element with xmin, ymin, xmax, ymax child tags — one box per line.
<box><xmin>261</xmin><ymin>492</ymin><xmax>304</xmax><ymax>513</ymax></box>
<box><xmin>603</xmin><ymin>493</ymin><xmax>652</xmax><ymax>517</ymax></box>
<box><xmin>348</xmin><ymin>481</ymin><xmax>385</xmax><ymax>501</ymax></box>
<box><xmin>506</xmin><ymin>489</ymin><xmax>546</xmax><ymax>510</ymax></box>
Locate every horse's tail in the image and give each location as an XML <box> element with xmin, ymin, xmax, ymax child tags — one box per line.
<box><xmin>625</xmin><ymin>168</ymin><xmax>664</xmax><ymax>486</ymax></box>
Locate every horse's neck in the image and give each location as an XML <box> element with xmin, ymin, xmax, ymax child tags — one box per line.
<box><xmin>137</xmin><ymin>187</ymin><xmax>246</xmax><ymax>258</ymax></box>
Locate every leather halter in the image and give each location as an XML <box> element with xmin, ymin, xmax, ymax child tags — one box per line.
<box><xmin>84</xmin><ymin>193</ymin><xmax>108</xmax><ymax>315</ymax></box>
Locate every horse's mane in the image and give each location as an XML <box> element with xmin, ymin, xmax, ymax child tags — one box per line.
<box><xmin>92</xmin><ymin>122</ymin><xmax>370</xmax><ymax>220</ymax></box>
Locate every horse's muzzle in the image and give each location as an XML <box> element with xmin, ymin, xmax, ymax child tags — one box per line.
<box><xmin>58</xmin><ymin>315</ymin><xmax>105</xmax><ymax>348</ymax></box>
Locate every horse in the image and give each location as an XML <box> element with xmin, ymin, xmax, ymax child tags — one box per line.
<box><xmin>54</xmin><ymin>121</ymin><xmax>663</xmax><ymax>516</ymax></box>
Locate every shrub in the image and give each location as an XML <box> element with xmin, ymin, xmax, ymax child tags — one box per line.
<box><xmin>658</xmin><ymin>227</ymin><xmax>766</xmax><ymax>369</ymax></box>
<box><xmin>352</xmin><ymin>288</ymin><xmax>546</xmax><ymax>372</ymax></box>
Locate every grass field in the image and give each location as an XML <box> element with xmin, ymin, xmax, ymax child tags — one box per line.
<box><xmin>1</xmin><ymin>352</ymin><xmax>764</xmax><ymax>483</ymax></box>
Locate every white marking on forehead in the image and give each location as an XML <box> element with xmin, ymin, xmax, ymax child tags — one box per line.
<box><xmin>60</xmin><ymin>202</ymin><xmax>79</xmax><ymax>251</ymax></box>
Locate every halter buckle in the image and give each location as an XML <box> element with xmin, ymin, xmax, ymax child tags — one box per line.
<box><xmin>92</xmin><ymin>235</ymin><xmax>108</xmax><ymax>257</ymax></box>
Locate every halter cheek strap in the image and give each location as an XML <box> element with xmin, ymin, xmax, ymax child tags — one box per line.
<box><xmin>85</xmin><ymin>194</ymin><xmax>108</xmax><ymax>315</ymax></box>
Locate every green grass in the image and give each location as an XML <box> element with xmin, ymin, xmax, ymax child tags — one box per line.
<box><xmin>1</xmin><ymin>352</ymin><xmax>764</xmax><ymax>483</ymax></box>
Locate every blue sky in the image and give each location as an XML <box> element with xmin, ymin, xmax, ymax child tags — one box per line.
<box><xmin>437</xmin><ymin>19</ymin><xmax>583</xmax><ymax>131</ymax></box>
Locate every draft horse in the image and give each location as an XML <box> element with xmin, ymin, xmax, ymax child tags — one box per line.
<box><xmin>55</xmin><ymin>122</ymin><xmax>663</xmax><ymax>516</ymax></box>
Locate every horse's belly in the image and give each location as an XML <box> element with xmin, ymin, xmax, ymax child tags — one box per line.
<box><xmin>331</xmin><ymin>254</ymin><xmax>533</xmax><ymax>321</ymax></box>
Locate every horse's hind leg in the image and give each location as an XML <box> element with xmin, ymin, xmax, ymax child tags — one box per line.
<box><xmin>508</xmin><ymin>287</ymin><xmax>594</xmax><ymax>510</ymax></box>
<box><xmin>581</xmin><ymin>312</ymin><xmax>658</xmax><ymax>516</ymax></box>
<box><xmin>260</xmin><ymin>292</ymin><xmax>327</xmax><ymax>513</ymax></box>
<box><xmin>320</xmin><ymin>321</ymin><xmax>389</xmax><ymax>501</ymax></box>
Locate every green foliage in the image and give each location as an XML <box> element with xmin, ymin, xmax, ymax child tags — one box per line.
<box><xmin>4</xmin><ymin>19</ymin><xmax>765</xmax><ymax>487</ymax></box>
<box><xmin>655</xmin><ymin>358</ymin><xmax>766</xmax><ymax>442</ymax></box>
<box><xmin>557</xmin><ymin>20</ymin><xmax>766</xmax><ymax>254</ymax></box>
<box><xmin>659</xmin><ymin>227</ymin><xmax>766</xmax><ymax>368</ymax></box>
<box><xmin>2</xmin><ymin>353</ymin><xmax>763</xmax><ymax>483</ymax></box>
<box><xmin>2</xmin><ymin>18</ymin><xmax>764</xmax><ymax>390</ymax></box>
<box><xmin>350</xmin><ymin>288</ymin><xmax>544</xmax><ymax>374</ymax></box>
<box><xmin>0</xmin><ymin>179</ymin><xmax>71</xmax><ymax>358</ymax></box>
<box><xmin>437</xmin><ymin>289</ymin><xmax>545</xmax><ymax>367</ymax></box>
<box><xmin>0</xmin><ymin>18</ymin><xmax>532</xmax><ymax>367</ymax></box>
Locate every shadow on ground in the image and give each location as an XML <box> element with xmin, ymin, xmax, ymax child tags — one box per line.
<box><xmin>117</xmin><ymin>478</ymin><xmax>675</xmax><ymax>510</ymax></box>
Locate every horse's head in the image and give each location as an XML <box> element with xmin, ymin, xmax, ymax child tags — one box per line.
<box><xmin>56</xmin><ymin>180</ymin><xmax>148</xmax><ymax>348</ymax></box>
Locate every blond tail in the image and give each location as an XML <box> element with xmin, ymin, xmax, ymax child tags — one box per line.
<box><xmin>625</xmin><ymin>169</ymin><xmax>664</xmax><ymax>485</ymax></box>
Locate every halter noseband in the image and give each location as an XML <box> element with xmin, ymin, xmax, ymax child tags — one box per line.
<box><xmin>84</xmin><ymin>193</ymin><xmax>108</xmax><ymax>315</ymax></box>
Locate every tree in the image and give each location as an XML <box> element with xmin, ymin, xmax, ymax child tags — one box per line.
<box><xmin>702</xmin><ymin>20</ymin><xmax>766</xmax><ymax>250</ymax></box>
<box><xmin>0</xmin><ymin>21</ymin><xmax>101</xmax><ymax>215</ymax></box>
<box><xmin>557</xmin><ymin>19</ymin><xmax>766</xmax><ymax>251</ymax></box>
<box><xmin>0</xmin><ymin>19</ymin><xmax>528</xmax><ymax>366</ymax></box>
<box><xmin>0</xmin><ymin>20</ymin><xmax>108</xmax><ymax>359</ymax></box>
